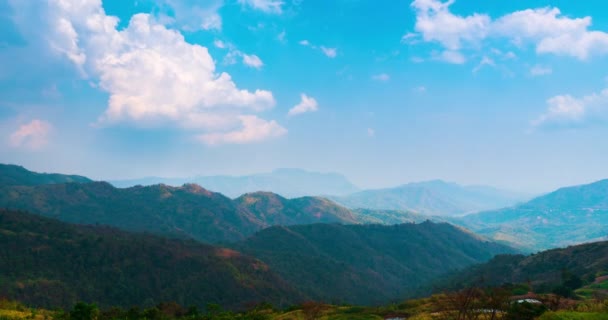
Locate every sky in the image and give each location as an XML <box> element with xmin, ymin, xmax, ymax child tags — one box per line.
<box><xmin>1</xmin><ymin>0</ymin><xmax>608</xmax><ymax>193</ymax></box>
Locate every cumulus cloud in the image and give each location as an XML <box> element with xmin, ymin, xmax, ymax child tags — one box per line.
<box><xmin>238</xmin><ymin>0</ymin><xmax>284</xmax><ymax>14</ymax></box>
<box><xmin>8</xmin><ymin>0</ymin><xmax>284</xmax><ymax>145</ymax></box>
<box><xmin>9</xmin><ymin>119</ymin><xmax>53</xmax><ymax>150</ymax></box>
<box><xmin>197</xmin><ymin>115</ymin><xmax>286</xmax><ymax>145</ymax></box>
<box><xmin>372</xmin><ymin>73</ymin><xmax>390</xmax><ymax>82</ymax></box>
<box><xmin>411</xmin><ymin>0</ymin><xmax>490</xmax><ymax>51</ymax></box>
<box><xmin>242</xmin><ymin>53</ymin><xmax>264</xmax><ymax>69</ymax></box>
<box><xmin>533</xmin><ymin>89</ymin><xmax>608</xmax><ymax>128</ymax></box>
<box><xmin>410</xmin><ymin>0</ymin><xmax>608</xmax><ymax>61</ymax></box>
<box><xmin>288</xmin><ymin>94</ymin><xmax>319</xmax><ymax>116</ymax></box>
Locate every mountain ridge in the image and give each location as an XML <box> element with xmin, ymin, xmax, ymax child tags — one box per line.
<box><xmin>110</xmin><ymin>168</ymin><xmax>360</xmax><ymax>198</ymax></box>
<box><xmin>461</xmin><ymin>178</ymin><xmax>608</xmax><ymax>251</ymax></box>
<box><xmin>331</xmin><ymin>180</ymin><xmax>531</xmax><ymax>216</ymax></box>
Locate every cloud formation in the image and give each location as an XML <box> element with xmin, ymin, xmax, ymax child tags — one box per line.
<box><xmin>9</xmin><ymin>119</ymin><xmax>53</xmax><ymax>150</ymax></box>
<box><xmin>238</xmin><ymin>0</ymin><xmax>284</xmax><ymax>14</ymax></box>
<box><xmin>533</xmin><ymin>89</ymin><xmax>608</xmax><ymax>128</ymax></box>
<box><xmin>288</xmin><ymin>94</ymin><xmax>319</xmax><ymax>116</ymax></box>
<box><xmin>8</xmin><ymin>0</ymin><xmax>284</xmax><ymax>145</ymax></box>
<box><xmin>197</xmin><ymin>115</ymin><xmax>286</xmax><ymax>145</ymax></box>
<box><xmin>409</xmin><ymin>0</ymin><xmax>608</xmax><ymax>63</ymax></box>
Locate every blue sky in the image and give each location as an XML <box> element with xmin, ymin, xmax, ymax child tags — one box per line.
<box><xmin>2</xmin><ymin>0</ymin><xmax>608</xmax><ymax>193</ymax></box>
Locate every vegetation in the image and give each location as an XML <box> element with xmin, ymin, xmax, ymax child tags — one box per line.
<box><xmin>234</xmin><ymin>222</ymin><xmax>516</xmax><ymax>305</ymax></box>
<box><xmin>432</xmin><ymin>240</ymin><xmax>608</xmax><ymax>296</ymax></box>
<box><xmin>0</xmin><ymin>181</ymin><xmax>359</xmax><ymax>244</ymax></box>
<box><xmin>462</xmin><ymin>179</ymin><xmax>608</xmax><ymax>251</ymax></box>
<box><xmin>0</xmin><ymin>209</ymin><xmax>300</xmax><ymax>309</ymax></box>
<box><xmin>0</xmin><ymin>164</ymin><xmax>91</xmax><ymax>187</ymax></box>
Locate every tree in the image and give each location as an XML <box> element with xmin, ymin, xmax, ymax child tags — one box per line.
<box><xmin>69</xmin><ymin>303</ymin><xmax>99</xmax><ymax>320</ymax></box>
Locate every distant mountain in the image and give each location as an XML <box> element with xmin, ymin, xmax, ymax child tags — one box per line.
<box><xmin>0</xmin><ymin>164</ymin><xmax>91</xmax><ymax>186</ymax></box>
<box><xmin>331</xmin><ymin>180</ymin><xmax>531</xmax><ymax>216</ymax></box>
<box><xmin>0</xmin><ymin>179</ymin><xmax>358</xmax><ymax>244</ymax></box>
<box><xmin>433</xmin><ymin>240</ymin><xmax>608</xmax><ymax>295</ymax></box>
<box><xmin>0</xmin><ymin>209</ymin><xmax>301</xmax><ymax>310</ymax></box>
<box><xmin>233</xmin><ymin>222</ymin><xmax>517</xmax><ymax>305</ymax></box>
<box><xmin>111</xmin><ymin>168</ymin><xmax>360</xmax><ymax>198</ymax></box>
<box><xmin>461</xmin><ymin>179</ymin><xmax>608</xmax><ymax>251</ymax></box>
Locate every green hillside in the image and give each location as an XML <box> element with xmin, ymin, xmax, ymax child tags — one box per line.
<box><xmin>234</xmin><ymin>222</ymin><xmax>517</xmax><ymax>305</ymax></box>
<box><xmin>0</xmin><ymin>209</ymin><xmax>301</xmax><ymax>310</ymax></box>
<box><xmin>0</xmin><ymin>164</ymin><xmax>91</xmax><ymax>186</ymax></box>
<box><xmin>462</xmin><ymin>179</ymin><xmax>608</xmax><ymax>250</ymax></box>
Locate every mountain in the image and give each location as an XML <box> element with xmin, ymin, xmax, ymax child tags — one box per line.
<box><xmin>433</xmin><ymin>240</ymin><xmax>608</xmax><ymax>295</ymax></box>
<box><xmin>331</xmin><ymin>180</ymin><xmax>531</xmax><ymax>216</ymax></box>
<box><xmin>461</xmin><ymin>179</ymin><xmax>608</xmax><ymax>251</ymax></box>
<box><xmin>235</xmin><ymin>191</ymin><xmax>359</xmax><ymax>226</ymax></box>
<box><xmin>0</xmin><ymin>164</ymin><xmax>91</xmax><ymax>186</ymax></box>
<box><xmin>233</xmin><ymin>222</ymin><xmax>517</xmax><ymax>305</ymax></box>
<box><xmin>110</xmin><ymin>168</ymin><xmax>360</xmax><ymax>198</ymax></box>
<box><xmin>0</xmin><ymin>176</ymin><xmax>359</xmax><ymax>244</ymax></box>
<box><xmin>0</xmin><ymin>209</ymin><xmax>301</xmax><ymax>310</ymax></box>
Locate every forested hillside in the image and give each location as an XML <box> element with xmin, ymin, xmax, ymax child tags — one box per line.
<box><xmin>0</xmin><ymin>209</ymin><xmax>301</xmax><ymax>309</ymax></box>
<box><xmin>234</xmin><ymin>222</ymin><xmax>517</xmax><ymax>305</ymax></box>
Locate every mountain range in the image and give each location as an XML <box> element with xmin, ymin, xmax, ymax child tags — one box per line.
<box><xmin>461</xmin><ymin>179</ymin><xmax>608</xmax><ymax>251</ymax></box>
<box><xmin>110</xmin><ymin>168</ymin><xmax>360</xmax><ymax>198</ymax></box>
<box><xmin>330</xmin><ymin>180</ymin><xmax>531</xmax><ymax>216</ymax></box>
<box><xmin>4</xmin><ymin>163</ymin><xmax>608</xmax><ymax>253</ymax></box>
<box><xmin>0</xmin><ymin>209</ymin><xmax>515</xmax><ymax>308</ymax></box>
<box><xmin>0</xmin><ymin>209</ymin><xmax>300</xmax><ymax>309</ymax></box>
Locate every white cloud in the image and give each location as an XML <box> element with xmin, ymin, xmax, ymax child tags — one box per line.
<box><xmin>299</xmin><ymin>41</ymin><xmax>338</xmax><ymax>58</ymax></box>
<box><xmin>533</xmin><ymin>89</ymin><xmax>608</xmax><ymax>127</ymax></box>
<box><xmin>238</xmin><ymin>0</ymin><xmax>284</xmax><ymax>14</ymax></box>
<box><xmin>472</xmin><ymin>56</ymin><xmax>495</xmax><ymax>73</ymax></box>
<box><xmin>157</xmin><ymin>0</ymin><xmax>223</xmax><ymax>31</ymax></box>
<box><xmin>242</xmin><ymin>53</ymin><xmax>264</xmax><ymax>69</ymax></box>
<box><xmin>9</xmin><ymin>0</ymin><xmax>284</xmax><ymax>145</ymax></box>
<box><xmin>9</xmin><ymin>119</ymin><xmax>53</xmax><ymax>150</ymax></box>
<box><xmin>411</xmin><ymin>0</ymin><xmax>490</xmax><ymax>51</ymax></box>
<box><xmin>436</xmin><ymin>50</ymin><xmax>466</xmax><ymax>64</ymax></box>
<box><xmin>320</xmin><ymin>46</ymin><xmax>337</xmax><ymax>58</ymax></box>
<box><xmin>372</xmin><ymin>73</ymin><xmax>390</xmax><ymax>82</ymax></box>
<box><xmin>530</xmin><ymin>65</ymin><xmax>553</xmax><ymax>76</ymax></box>
<box><xmin>288</xmin><ymin>94</ymin><xmax>319</xmax><ymax>116</ymax></box>
<box><xmin>197</xmin><ymin>115</ymin><xmax>286</xmax><ymax>145</ymax></box>
<box><xmin>410</xmin><ymin>0</ymin><xmax>608</xmax><ymax>61</ymax></box>
<box><xmin>214</xmin><ymin>39</ymin><xmax>226</xmax><ymax>49</ymax></box>
<box><xmin>401</xmin><ymin>32</ymin><xmax>419</xmax><ymax>44</ymax></box>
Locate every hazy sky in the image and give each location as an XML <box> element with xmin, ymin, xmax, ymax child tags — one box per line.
<box><xmin>2</xmin><ymin>0</ymin><xmax>608</xmax><ymax>193</ymax></box>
